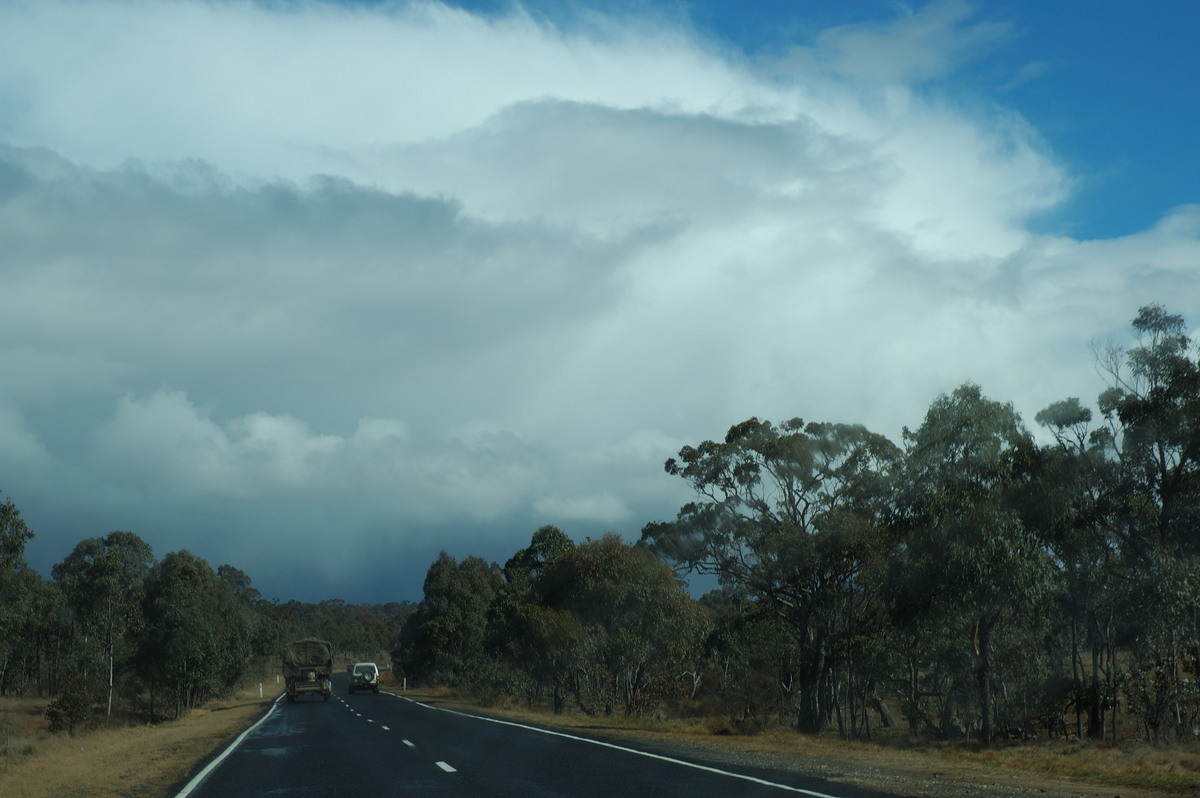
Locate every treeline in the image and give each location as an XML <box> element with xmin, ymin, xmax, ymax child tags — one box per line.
<box><xmin>5</xmin><ymin>304</ymin><xmax>1199</xmax><ymax>747</ymax></box>
<box><xmin>394</xmin><ymin>305</ymin><xmax>1200</xmax><ymax>746</ymax></box>
<box><xmin>0</xmin><ymin>514</ymin><xmax>413</xmax><ymax>729</ymax></box>
<box><xmin>394</xmin><ymin>531</ymin><xmax>706</xmax><ymax>717</ymax></box>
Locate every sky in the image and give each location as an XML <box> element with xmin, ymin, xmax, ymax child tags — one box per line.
<box><xmin>1</xmin><ymin>0</ymin><xmax>1198</xmax><ymax>604</ymax></box>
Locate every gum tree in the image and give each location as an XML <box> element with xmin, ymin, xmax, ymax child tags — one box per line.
<box><xmin>395</xmin><ymin>552</ymin><xmax>503</xmax><ymax>689</ymax></box>
<box><xmin>0</xmin><ymin>493</ymin><xmax>37</xmax><ymax>695</ymax></box>
<box><xmin>644</xmin><ymin>418</ymin><xmax>900</xmax><ymax>733</ymax></box>
<box><xmin>895</xmin><ymin>383</ymin><xmax>1054</xmax><ymax>744</ymax></box>
<box><xmin>137</xmin><ymin>550</ymin><xmax>250</xmax><ymax>719</ymax></box>
<box><xmin>1095</xmin><ymin>304</ymin><xmax>1200</xmax><ymax>740</ymax></box>
<box><xmin>52</xmin><ymin>531</ymin><xmax>153</xmax><ymax>717</ymax></box>
<box><xmin>537</xmin><ymin>535</ymin><xmax>707</xmax><ymax>717</ymax></box>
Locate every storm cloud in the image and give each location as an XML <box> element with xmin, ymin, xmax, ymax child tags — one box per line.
<box><xmin>2</xmin><ymin>0</ymin><xmax>1198</xmax><ymax>602</ymax></box>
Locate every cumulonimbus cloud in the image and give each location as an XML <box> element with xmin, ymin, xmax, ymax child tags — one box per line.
<box><xmin>1</xmin><ymin>0</ymin><xmax>1198</xmax><ymax>602</ymax></box>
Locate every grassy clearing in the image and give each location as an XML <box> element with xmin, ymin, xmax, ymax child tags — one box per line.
<box><xmin>0</xmin><ymin>682</ymin><xmax>276</xmax><ymax>798</ymax></box>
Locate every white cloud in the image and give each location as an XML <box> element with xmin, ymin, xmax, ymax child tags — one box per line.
<box><xmin>0</xmin><ymin>0</ymin><xmax>756</xmax><ymax>179</ymax></box>
<box><xmin>1</xmin><ymin>0</ymin><xmax>1198</xmax><ymax>601</ymax></box>
<box><xmin>804</xmin><ymin>0</ymin><xmax>1010</xmax><ymax>84</ymax></box>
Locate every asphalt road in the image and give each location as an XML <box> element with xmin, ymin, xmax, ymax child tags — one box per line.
<box><xmin>175</xmin><ymin>673</ymin><xmax>905</xmax><ymax>798</ymax></box>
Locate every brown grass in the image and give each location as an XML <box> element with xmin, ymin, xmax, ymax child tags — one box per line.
<box><xmin>0</xmin><ymin>681</ymin><xmax>277</xmax><ymax>798</ymax></box>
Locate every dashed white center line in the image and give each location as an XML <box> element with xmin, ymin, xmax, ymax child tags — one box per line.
<box><xmin>402</xmin><ymin>740</ymin><xmax>415</xmax><ymax>748</ymax></box>
<box><xmin>435</xmin><ymin>761</ymin><xmax>457</xmax><ymax>773</ymax></box>
<box><xmin>381</xmin><ymin>725</ymin><xmax>390</xmax><ymax>731</ymax></box>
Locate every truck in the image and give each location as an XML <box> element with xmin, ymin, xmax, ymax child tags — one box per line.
<box><xmin>282</xmin><ymin>638</ymin><xmax>333</xmax><ymax>702</ymax></box>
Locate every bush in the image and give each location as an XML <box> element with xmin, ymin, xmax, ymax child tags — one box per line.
<box><xmin>45</xmin><ymin>682</ymin><xmax>93</xmax><ymax>735</ymax></box>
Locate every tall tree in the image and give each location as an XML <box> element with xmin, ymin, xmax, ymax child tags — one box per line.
<box><xmin>52</xmin><ymin>531</ymin><xmax>153</xmax><ymax>717</ymax></box>
<box><xmin>644</xmin><ymin>418</ymin><xmax>899</xmax><ymax>733</ymax></box>
<box><xmin>1097</xmin><ymin>303</ymin><xmax>1200</xmax><ymax>558</ymax></box>
<box><xmin>896</xmin><ymin>383</ymin><xmax>1054</xmax><ymax>744</ymax></box>
<box><xmin>0</xmin><ymin>493</ymin><xmax>37</xmax><ymax>695</ymax></box>
<box><xmin>489</xmin><ymin>526</ymin><xmax>577</xmax><ymax>711</ymax></box>
<box><xmin>1094</xmin><ymin>305</ymin><xmax>1200</xmax><ymax>740</ymax></box>
<box><xmin>1034</xmin><ymin>397</ymin><xmax>1124</xmax><ymax>740</ymax></box>
<box><xmin>396</xmin><ymin>552</ymin><xmax>503</xmax><ymax>688</ymax></box>
<box><xmin>538</xmin><ymin>535</ymin><xmax>707</xmax><ymax>716</ymax></box>
<box><xmin>137</xmin><ymin>550</ymin><xmax>250</xmax><ymax>718</ymax></box>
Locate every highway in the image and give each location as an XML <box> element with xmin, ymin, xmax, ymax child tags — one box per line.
<box><xmin>175</xmin><ymin>672</ymin><xmax>902</xmax><ymax>798</ymax></box>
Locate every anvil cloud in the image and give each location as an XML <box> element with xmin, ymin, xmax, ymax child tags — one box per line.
<box><xmin>1</xmin><ymin>0</ymin><xmax>1198</xmax><ymax>602</ymax></box>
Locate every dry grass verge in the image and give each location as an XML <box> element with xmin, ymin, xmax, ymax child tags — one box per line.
<box><xmin>0</xmin><ymin>682</ymin><xmax>276</xmax><ymax>798</ymax></box>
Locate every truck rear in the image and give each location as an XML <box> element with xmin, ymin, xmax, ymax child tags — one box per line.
<box><xmin>282</xmin><ymin>638</ymin><xmax>333</xmax><ymax>702</ymax></box>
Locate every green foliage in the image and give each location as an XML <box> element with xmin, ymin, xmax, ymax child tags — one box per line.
<box><xmin>488</xmin><ymin>526</ymin><xmax>577</xmax><ymax>710</ymax></box>
<box><xmin>897</xmin><ymin>383</ymin><xmax>1055</xmax><ymax>744</ymax></box>
<box><xmin>0</xmin><ymin>492</ymin><xmax>38</xmax><ymax>696</ymax></box>
<box><xmin>395</xmin><ymin>552</ymin><xmax>503</xmax><ymax>690</ymax></box>
<box><xmin>0</xmin><ymin>495</ymin><xmax>34</xmax><ymax>570</ymax></box>
<box><xmin>700</xmin><ymin>587</ymin><xmax>804</xmax><ymax>728</ymax></box>
<box><xmin>137</xmin><ymin>551</ymin><xmax>251</xmax><ymax>719</ymax></box>
<box><xmin>647</xmin><ymin>418</ymin><xmax>900</xmax><ymax>733</ymax></box>
<box><xmin>1098</xmin><ymin>302</ymin><xmax>1200</xmax><ymax>557</ymax></box>
<box><xmin>44</xmin><ymin>680</ymin><xmax>93</xmax><ymax>734</ymax></box>
<box><xmin>52</xmin><ymin>531</ymin><xmax>153</xmax><ymax>717</ymax></box>
<box><xmin>536</xmin><ymin>535</ymin><xmax>709</xmax><ymax>716</ymax></box>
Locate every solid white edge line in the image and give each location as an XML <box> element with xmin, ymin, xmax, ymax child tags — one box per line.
<box><xmin>174</xmin><ymin>694</ymin><xmax>283</xmax><ymax>798</ymax></box>
<box><xmin>396</xmin><ymin>695</ymin><xmax>841</xmax><ymax>798</ymax></box>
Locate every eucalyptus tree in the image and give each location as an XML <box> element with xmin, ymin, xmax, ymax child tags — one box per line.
<box><xmin>502</xmin><ymin>525</ymin><xmax>575</xmax><ymax>588</ymax></box>
<box><xmin>488</xmin><ymin>525</ymin><xmax>577</xmax><ymax>711</ymax></box>
<box><xmin>644</xmin><ymin>418</ymin><xmax>900</xmax><ymax>733</ymax></box>
<box><xmin>0</xmin><ymin>493</ymin><xmax>37</xmax><ymax>695</ymax></box>
<box><xmin>137</xmin><ymin>550</ymin><xmax>250</xmax><ymax>718</ymax></box>
<box><xmin>1093</xmin><ymin>304</ymin><xmax>1200</xmax><ymax>740</ymax></box>
<box><xmin>1095</xmin><ymin>304</ymin><xmax>1200</xmax><ymax>558</ymax></box>
<box><xmin>1034</xmin><ymin>397</ymin><xmax>1126</xmax><ymax>740</ymax></box>
<box><xmin>0</xmin><ymin>493</ymin><xmax>33</xmax><ymax>569</ymax></box>
<box><xmin>537</xmin><ymin>534</ymin><xmax>708</xmax><ymax>717</ymax></box>
<box><xmin>52</xmin><ymin>531</ymin><xmax>154</xmax><ymax>717</ymax></box>
<box><xmin>700</xmin><ymin>586</ymin><xmax>807</xmax><ymax>728</ymax></box>
<box><xmin>895</xmin><ymin>383</ymin><xmax>1055</xmax><ymax>744</ymax></box>
<box><xmin>26</xmin><ymin>579</ymin><xmax>74</xmax><ymax>697</ymax></box>
<box><xmin>395</xmin><ymin>552</ymin><xmax>503</xmax><ymax>689</ymax></box>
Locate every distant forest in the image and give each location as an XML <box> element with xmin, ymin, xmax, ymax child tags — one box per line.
<box><xmin>3</xmin><ymin>304</ymin><xmax>1200</xmax><ymax>745</ymax></box>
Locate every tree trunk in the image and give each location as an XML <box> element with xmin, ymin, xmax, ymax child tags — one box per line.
<box><xmin>107</xmin><ymin>643</ymin><xmax>115</xmax><ymax>718</ymax></box>
<box><xmin>795</xmin><ymin>656</ymin><xmax>826</xmax><ymax>734</ymax></box>
<box><xmin>1070</xmin><ymin>617</ymin><xmax>1083</xmax><ymax>739</ymax></box>
<box><xmin>867</xmin><ymin>683</ymin><xmax>895</xmax><ymax>729</ymax></box>
<box><xmin>976</xmin><ymin>615</ymin><xmax>996</xmax><ymax>745</ymax></box>
<box><xmin>1087</xmin><ymin>640</ymin><xmax>1105</xmax><ymax>740</ymax></box>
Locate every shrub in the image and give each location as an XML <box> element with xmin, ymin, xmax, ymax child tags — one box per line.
<box><xmin>45</xmin><ymin>682</ymin><xmax>93</xmax><ymax>735</ymax></box>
